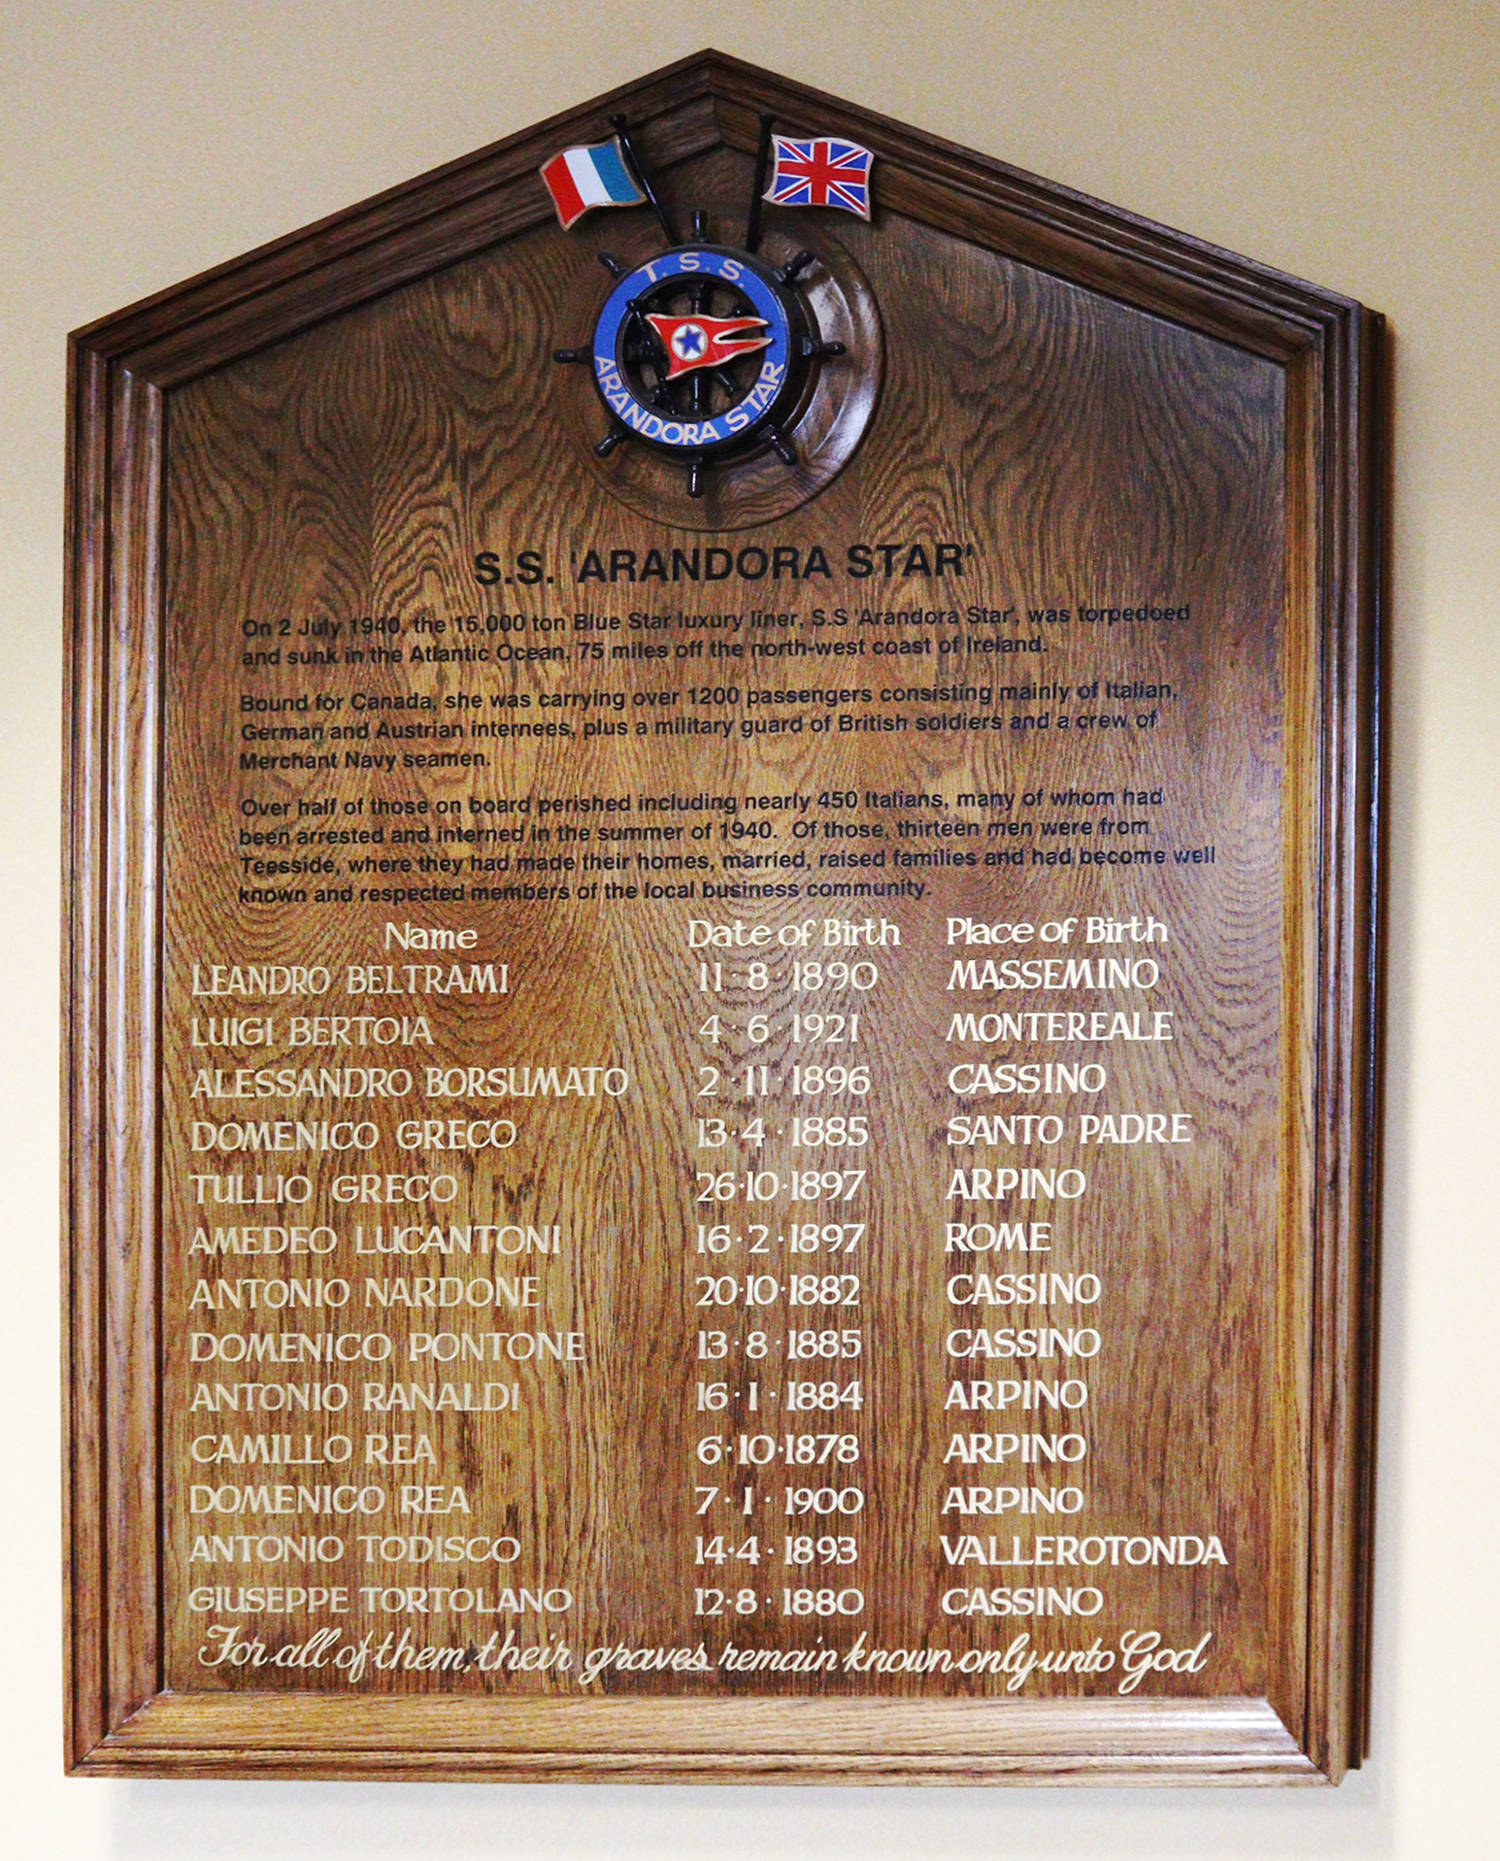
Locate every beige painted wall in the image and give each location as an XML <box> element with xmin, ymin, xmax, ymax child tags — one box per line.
<box><xmin>3</xmin><ymin>2</ymin><xmax>1495</xmax><ymax>1852</ymax></box>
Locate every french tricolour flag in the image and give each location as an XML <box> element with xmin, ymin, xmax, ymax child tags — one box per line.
<box><xmin>540</xmin><ymin>137</ymin><xmax>646</xmax><ymax>229</ymax></box>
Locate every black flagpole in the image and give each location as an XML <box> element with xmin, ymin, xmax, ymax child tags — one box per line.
<box><xmin>608</xmin><ymin>113</ymin><xmax>678</xmax><ymax>248</ymax></box>
<box><xmin>745</xmin><ymin>113</ymin><xmax>776</xmax><ymax>253</ymax></box>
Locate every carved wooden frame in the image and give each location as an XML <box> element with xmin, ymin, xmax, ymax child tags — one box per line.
<box><xmin>63</xmin><ymin>49</ymin><xmax>1383</xmax><ymax>1783</ymax></box>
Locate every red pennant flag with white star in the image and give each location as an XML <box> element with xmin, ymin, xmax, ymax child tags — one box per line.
<box><xmin>644</xmin><ymin>313</ymin><xmax>771</xmax><ymax>380</ymax></box>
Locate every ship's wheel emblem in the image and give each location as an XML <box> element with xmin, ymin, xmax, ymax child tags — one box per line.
<box><xmin>547</xmin><ymin>113</ymin><xmax>870</xmax><ymax>499</ymax></box>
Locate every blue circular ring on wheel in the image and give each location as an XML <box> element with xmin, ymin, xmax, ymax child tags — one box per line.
<box><xmin>590</xmin><ymin>247</ymin><xmax>795</xmax><ymax>455</ymax></box>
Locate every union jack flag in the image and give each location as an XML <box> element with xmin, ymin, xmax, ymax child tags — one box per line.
<box><xmin>763</xmin><ymin>135</ymin><xmax>874</xmax><ymax>219</ymax></box>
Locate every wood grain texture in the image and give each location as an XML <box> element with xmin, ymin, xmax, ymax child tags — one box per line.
<box><xmin>156</xmin><ymin>194</ymin><xmax>1281</xmax><ymax>1694</ymax></box>
<box><xmin>81</xmin><ymin>1695</ymin><xmax>1322</xmax><ymax>1785</ymax></box>
<box><xmin>62</xmin><ymin>340</ymin><xmax>111</xmax><ymax>1771</ymax></box>
<box><xmin>62</xmin><ymin>52</ymin><xmax>1383</xmax><ymax>1783</ymax></box>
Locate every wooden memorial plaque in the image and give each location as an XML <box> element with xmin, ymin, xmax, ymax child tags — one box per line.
<box><xmin>63</xmin><ymin>52</ymin><xmax>1383</xmax><ymax>1783</ymax></box>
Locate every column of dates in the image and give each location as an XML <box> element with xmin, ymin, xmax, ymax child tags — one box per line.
<box><xmin>685</xmin><ymin>916</ymin><xmax>899</xmax><ymax>1635</ymax></box>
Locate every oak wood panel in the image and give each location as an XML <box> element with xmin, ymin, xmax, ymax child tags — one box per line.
<box><xmin>63</xmin><ymin>52</ymin><xmax>1383</xmax><ymax>1783</ymax></box>
<box><xmin>156</xmin><ymin>183</ymin><xmax>1283</xmax><ymax>1696</ymax></box>
<box><xmin>86</xmin><ymin>1694</ymin><xmax>1322</xmax><ymax>1785</ymax></box>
